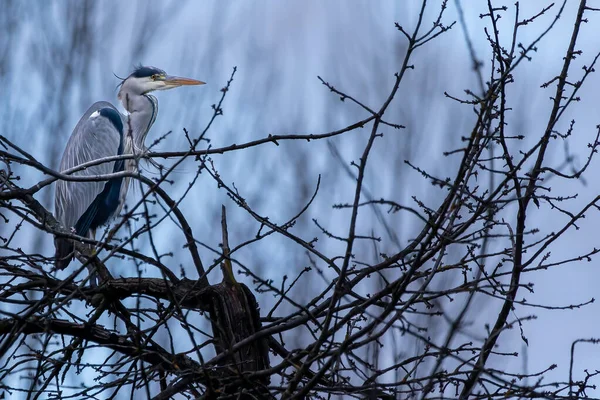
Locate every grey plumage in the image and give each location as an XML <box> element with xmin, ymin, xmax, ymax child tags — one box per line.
<box><xmin>54</xmin><ymin>102</ymin><xmax>126</xmax><ymax>269</ymax></box>
<box><xmin>55</xmin><ymin>102</ymin><xmax>124</xmax><ymax>230</ymax></box>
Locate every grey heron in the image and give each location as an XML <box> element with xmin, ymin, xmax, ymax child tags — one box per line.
<box><xmin>54</xmin><ymin>66</ymin><xmax>204</xmax><ymax>275</ymax></box>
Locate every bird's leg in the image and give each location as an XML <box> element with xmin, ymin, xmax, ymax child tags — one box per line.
<box><xmin>87</xmin><ymin>228</ymin><xmax>99</xmax><ymax>288</ymax></box>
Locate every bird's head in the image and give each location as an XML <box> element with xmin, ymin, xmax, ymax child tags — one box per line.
<box><xmin>118</xmin><ymin>66</ymin><xmax>205</xmax><ymax>108</ymax></box>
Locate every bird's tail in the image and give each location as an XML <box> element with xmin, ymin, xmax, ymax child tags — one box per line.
<box><xmin>54</xmin><ymin>237</ymin><xmax>74</xmax><ymax>270</ymax></box>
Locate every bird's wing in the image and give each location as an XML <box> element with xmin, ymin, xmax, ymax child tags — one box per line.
<box><xmin>54</xmin><ymin>101</ymin><xmax>125</xmax><ymax>233</ymax></box>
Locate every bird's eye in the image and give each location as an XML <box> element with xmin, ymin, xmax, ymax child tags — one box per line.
<box><xmin>151</xmin><ymin>74</ymin><xmax>158</xmax><ymax>80</ymax></box>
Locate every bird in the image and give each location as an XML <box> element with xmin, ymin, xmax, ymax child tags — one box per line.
<box><xmin>54</xmin><ymin>66</ymin><xmax>204</xmax><ymax>278</ymax></box>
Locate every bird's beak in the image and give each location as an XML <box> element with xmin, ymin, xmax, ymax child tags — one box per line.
<box><xmin>162</xmin><ymin>75</ymin><xmax>206</xmax><ymax>87</ymax></box>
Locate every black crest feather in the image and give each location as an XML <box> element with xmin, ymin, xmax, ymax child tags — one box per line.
<box><xmin>131</xmin><ymin>65</ymin><xmax>165</xmax><ymax>78</ymax></box>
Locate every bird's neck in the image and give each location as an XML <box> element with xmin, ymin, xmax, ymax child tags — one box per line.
<box><xmin>121</xmin><ymin>93</ymin><xmax>158</xmax><ymax>153</ymax></box>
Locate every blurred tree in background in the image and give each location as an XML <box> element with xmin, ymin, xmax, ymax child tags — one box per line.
<box><xmin>1</xmin><ymin>0</ymin><xmax>600</xmax><ymax>398</ymax></box>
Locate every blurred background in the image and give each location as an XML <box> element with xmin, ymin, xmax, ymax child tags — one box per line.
<box><xmin>1</xmin><ymin>0</ymin><xmax>600</xmax><ymax>397</ymax></box>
